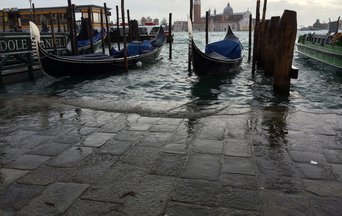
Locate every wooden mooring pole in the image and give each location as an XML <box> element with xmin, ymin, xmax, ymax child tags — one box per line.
<box><xmin>49</xmin><ymin>13</ymin><xmax>57</xmax><ymax>55</ymax></box>
<box><xmin>188</xmin><ymin>0</ymin><xmax>193</xmax><ymax>75</ymax></box>
<box><xmin>87</xmin><ymin>7</ymin><xmax>94</xmax><ymax>53</ymax></box>
<box><xmin>121</xmin><ymin>0</ymin><xmax>128</xmax><ymax>72</ymax></box>
<box><xmin>248</xmin><ymin>13</ymin><xmax>252</xmax><ymax>62</ymax></box>
<box><xmin>273</xmin><ymin>10</ymin><xmax>297</xmax><ymax>94</ymax></box>
<box><xmin>205</xmin><ymin>11</ymin><xmax>209</xmax><ymax>45</ymax></box>
<box><xmin>104</xmin><ymin>3</ymin><xmax>112</xmax><ymax>53</ymax></box>
<box><xmin>32</xmin><ymin>4</ymin><xmax>36</xmax><ymax>23</ymax></box>
<box><xmin>72</xmin><ymin>4</ymin><xmax>78</xmax><ymax>55</ymax></box>
<box><xmin>264</xmin><ymin>16</ymin><xmax>280</xmax><ymax>76</ymax></box>
<box><xmin>2</xmin><ymin>10</ymin><xmax>5</xmax><ymax>32</ymax></box>
<box><xmin>100</xmin><ymin>9</ymin><xmax>105</xmax><ymax>54</ymax></box>
<box><xmin>57</xmin><ymin>13</ymin><xmax>61</xmax><ymax>32</ymax></box>
<box><xmin>116</xmin><ymin>5</ymin><xmax>121</xmax><ymax>50</ymax></box>
<box><xmin>169</xmin><ymin>13</ymin><xmax>172</xmax><ymax>60</ymax></box>
<box><xmin>251</xmin><ymin>0</ymin><xmax>260</xmax><ymax>75</ymax></box>
<box><xmin>67</xmin><ymin>0</ymin><xmax>76</xmax><ymax>55</ymax></box>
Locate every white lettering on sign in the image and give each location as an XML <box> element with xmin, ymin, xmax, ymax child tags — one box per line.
<box><xmin>0</xmin><ymin>39</ymin><xmax>29</xmax><ymax>53</ymax></box>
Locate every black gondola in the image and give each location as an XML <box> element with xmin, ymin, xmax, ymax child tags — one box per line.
<box><xmin>30</xmin><ymin>22</ymin><xmax>167</xmax><ymax>78</ymax></box>
<box><xmin>189</xmin><ymin>20</ymin><xmax>243</xmax><ymax>76</ymax></box>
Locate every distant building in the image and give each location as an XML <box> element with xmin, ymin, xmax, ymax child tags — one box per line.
<box><xmin>193</xmin><ymin>1</ymin><xmax>252</xmax><ymax>31</ymax></box>
<box><xmin>173</xmin><ymin>21</ymin><xmax>188</xmax><ymax>32</ymax></box>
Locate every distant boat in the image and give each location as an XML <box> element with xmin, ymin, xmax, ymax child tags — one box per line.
<box><xmin>188</xmin><ymin>18</ymin><xmax>243</xmax><ymax>76</ymax></box>
<box><xmin>30</xmin><ymin>21</ymin><xmax>167</xmax><ymax>77</ymax></box>
<box><xmin>296</xmin><ymin>17</ymin><xmax>342</xmax><ymax>70</ymax></box>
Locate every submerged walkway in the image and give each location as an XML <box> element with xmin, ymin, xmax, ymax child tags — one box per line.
<box><xmin>0</xmin><ymin>95</ymin><xmax>341</xmax><ymax>216</ymax></box>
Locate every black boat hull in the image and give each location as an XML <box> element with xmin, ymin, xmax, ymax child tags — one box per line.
<box><xmin>35</xmin><ymin>26</ymin><xmax>166</xmax><ymax>77</ymax></box>
<box><xmin>190</xmin><ymin>26</ymin><xmax>243</xmax><ymax>76</ymax></box>
<box><xmin>38</xmin><ymin>46</ymin><xmax>163</xmax><ymax>77</ymax></box>
<box><xmin>192</xmin><ymin>40</ymin><xmax>242</xmax><ymax>76</ymax></box>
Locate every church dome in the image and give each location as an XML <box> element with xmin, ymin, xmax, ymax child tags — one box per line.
<box><xmin>223</xmin><ymin>2</ymin><xmax>233</xmax><ymax>15</ymax></box>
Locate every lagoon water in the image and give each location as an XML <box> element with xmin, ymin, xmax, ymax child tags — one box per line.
<box><xmin>1</xmin><ymin>31</ymin><xmax>341</xmax><ymax>114</ymax></box>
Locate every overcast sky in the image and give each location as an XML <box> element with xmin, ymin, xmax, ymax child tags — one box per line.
<box><xmin>1</xmin><ymin>0</ymin><xmax>341</xmax><ymax>27</ymax></box>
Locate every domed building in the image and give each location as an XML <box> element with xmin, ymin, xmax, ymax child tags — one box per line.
<box><xmin>193</xmin><ymin>1</ymin><xmax>252</xmax><ymax>31</ymax></box>
<box><xmin>223</xmin><ymin>3</ymin><xmax>233</xmax><ymax>15</ymax></box>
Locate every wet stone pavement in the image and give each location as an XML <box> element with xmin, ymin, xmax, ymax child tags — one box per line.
<box><xmin>0</xmin><ymin>95</ymin><xmax>341</xmax><ymax>216</ymax></box>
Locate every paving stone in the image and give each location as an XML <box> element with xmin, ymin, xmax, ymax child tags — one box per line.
<box><xmin>122</xmin><ymin>175</ymin><xmax>175</xmax><ymax>216</ymax></box>
<box><xmin>155</xmin><ymin>118</ymin><xmax>183</xmax><ymax>126</ymax></box>
<box><xmin>150</xmin><ymin>153</ymin><xmax>187</xmax><ymax>176</ymax></box>
<box><xmin>120</xmin><ymin>147</ymin><xmax>160</xmax><ymax>166</ymax></box>
<box><xmin>165</xmin><ymin>202</ymin><xmax>219</xmax><ymax>216</ymax></box>
<box><xmin>263</xmin><ymin>176</ymin><xmax>303</xmax><ymax>194</ymax></box>
<box><xmin>296</xmin><ymin>163</ymin><xmax>337</xmax><ymax>180</ymax></box>
<box><xmin>17</xmin><ymin>182</ymin><xmax>89</xmax><ymax>216</ymax></box>
<box><xmin>225</xmin><ymin>139</ymin><xmax>252</xmax><ymax>157</ymax></box>
<box><xmin>219</xmin><ymin>187</ymin><xmax>260</xmax><ymax>211</ymax></box>
<box><xmin>128</xmin><ymin>123</ymin><xmax>152</xmax><ymax>131</ymax></box>
<box><xmin>136</xmin><ymin>116</ymin><xmax>160</xmax><ymax>124</ymax></box>
<box><xmin>262</xmin><ymin>191</ymin><xmax>313</xmax><ymax>216</ymax></box>
<box><xmin>29</xmin><ymin>142</ymin><xmax>70</xmax><ymax>156</ymax></box>
<box><xmin>5</xmin><ymin>155</ymin><xmax>50</xmax><ymax>170</ymax></box>
<box><xmin>162</xmin><ymin>143</ymin><xmax>188</xmax><ymax>154</ymax></box>
<box><xmin>331</xmin><ymin>164</ymin><xmax>342</xmax><ymax>180</ymax></box>
<box><xmin>303</xmin><ymin>179</ymin><xmax>342</xmax><ymax>196</ymax></box>
<box><xmin>0</xmin><ymin>183</ymin><xmax>45</xmax><ymax>211</ymax></box>
<box><xmin>137</xmin><ymin>132</ymin><xmax>173</xmax><ymax>148</ymax></box>
<box><xmin>99</xmin><ymin>121</ymin><xmax>126</xmax><ymax>133</ymax></box>
<box><xmin>0</xmin><ymin>130</ymin><xmax>36</xmax><ymax>145</ymax></box>
<box><xmin>64</xmin><ymin>199</ymin><xmax>122</xmax><ymax>216</ymax></box>
<box><xmin>288</xmin><ymin>150</ymin><xmax>327</xmax><ymax>164</ymax></box>
<box><xmin>323</xmin><ymin>149</ymin><xmax>342</xmax><ymax>164</ymax></box>
<box><xmin>46</xmin><ymin>147</ymin><xmax>94</xmax><ymax>168</ymax></box>
<box><xmin>37</xmin><ymin>124</ymin><xmax>74</xmax><ymax>136</ymax></box>
<box><xmin>221</xmin><ymin>173</ymin><xmax>258</xmax><ymax>190</ymax></box>
<box><xmin>197</xmin><ymin>126</ymin><xmax>226</xmax><ymax>141</ymax></box>
<box><xmin>222</xmin><ymin>156</ymin><xmax>256</xmax><ymax>175</ymax></box>
<box><xmin>114</xmin><ymin>130</ymin><xmax>145</xmax><ymax>142</ymax></box>
<box><xmin>11</xmin><ymin>135</ymin><xmax>53</xmax><ymax>150</ymax></box>
<box><xmin>150</xmin><ymin>124</ymin><xmax>179</xmax><ymax>132</ymax></box>
<box><xmin>219</xmin><ymin>208</ymin><xmax>262</xmax><ymax>216</ymax></box>
<box><xmin>19</xmin><ymin>154</ymin><xmax>118</xmax><ymax>186</ymax></box>
<box><xmin>182</xmin><ymin>154</ymin><xmax>221</xmax><ymax>181</ymax></box>
<box><xmin>83</xmin><ymin>132</ymin><xmax>114</xmax><ymax>147</ymax></box>
<box><xmin>193</xmin><ymin>139</ymin><xmax>224</xmax><ymax>155</ymax></box>
<box><xmin>308</xmin><ymin>196</ymin><xmax>342</xmax><ymax>216</ymax></box>
<box><xmin>0</xmin><ymin>147</ymin><xmax>29</xmax><ymax>165</ymax></box>
<box><xmin>0</xmin><ymin>168</ymin><xmax>30</xmax><ymax>186</ymax></box>
<box><xmin>255</xmin><ymin>157</ymin><xmax>298</xmax><ymax>177</ymax></box>
<box><xmin>171</xmin><ymin>178</ymin><xmax>220</xmax><ymax>206</ymax></box>
<box><xmin>81</xmin><ymin>163</ymin><xmax>147</xmax><ymax>203</ymax></box>
<box><xmin>97</xmin><ymin>139</ymin><xmax>134</xmax><ymax>155</ymax></box>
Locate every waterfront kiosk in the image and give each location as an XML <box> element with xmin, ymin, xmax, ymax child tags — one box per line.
<box><xmin>0</xmin><ymin>5</ymin><xmax>110</xmax><ymax>83</ymax></box>
<box><xmin>0</xmin><ymin>5</ymin><xmax>110</xmax><ymax>33</ymax></box>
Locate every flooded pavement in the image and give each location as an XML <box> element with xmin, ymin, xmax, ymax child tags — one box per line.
<box><xmin>0</xmin><ymin>95</ymin><xmax>341</xmax><ymax>216</ymax></box>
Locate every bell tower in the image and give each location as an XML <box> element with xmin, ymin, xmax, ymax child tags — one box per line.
<box><xmin>194</xmin><ymin>0</ymin><xmax>201</xmax><ymax>24</ymax></box>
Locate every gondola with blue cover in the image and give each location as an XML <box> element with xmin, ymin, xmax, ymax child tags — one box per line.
<box><xmin>30</xmin><ymin>22</ymin><xmax>167</xmax><ymax>78</ymax></box>
<box><xmin>189</xmin><ymin>20</ymin><xmax>243</xmax><ymax>76</ymax></box>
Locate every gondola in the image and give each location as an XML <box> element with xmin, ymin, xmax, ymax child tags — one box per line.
<box><xmin>30</xmin><ymin>21</ymin><xmax>167</xmax><ymax>78</ymax></box>
<box><xmin>73</xmin><ymin>28</ymin><xmax>107</xmax><ymax>54</ymax></box>
<box><xmin>188</xmin><ymin>19</ymin><xmax>243</xmax><ymax>76</ymax></box>
<box><xmin>68</xmin><ymin>17</ymin><xmax>107</xmax><ymax>54</ymax></box>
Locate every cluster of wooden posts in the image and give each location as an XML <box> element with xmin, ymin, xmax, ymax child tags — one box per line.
<box><xmin>252</xmin><ymin>0</ymin><xmax>298</xmax><ymax>94</ymax></box>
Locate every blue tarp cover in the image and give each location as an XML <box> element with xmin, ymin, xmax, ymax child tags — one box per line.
<box><xmin>128</xmin><ymin>41</ymin><xmax>141</xmax><ymax>56</ymax></box>
<box><xmin>205</xmin><ymin>40</ymin><xmax>242</xmax><ymax>59</ymax></box>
